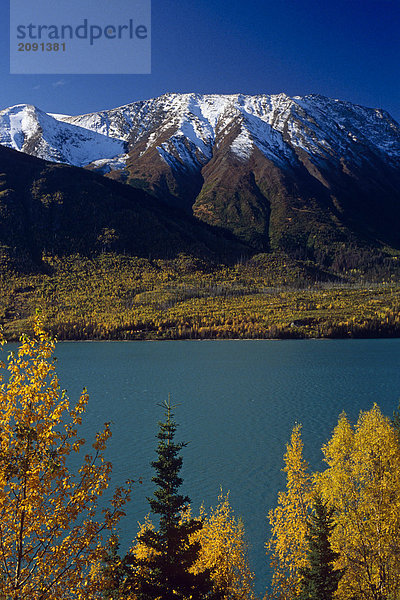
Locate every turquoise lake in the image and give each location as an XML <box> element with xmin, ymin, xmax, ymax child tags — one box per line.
<box><xmin>10</xmin><ymin>339</ymin><xmax>400</xmax><ymax>595</ymax></box>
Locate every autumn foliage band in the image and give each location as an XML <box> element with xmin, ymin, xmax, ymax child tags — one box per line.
<box><xmin>0</xmin><ymin>322</ymin><xmax>398</xmax><ymax>599</ymax></box>
<box><xmin>2</xmin><ymin>253</ymin><xmax>400</xmax><ymax>342</ymax></box>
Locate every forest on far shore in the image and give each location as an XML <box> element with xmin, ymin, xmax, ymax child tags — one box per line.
<box><xmin>1</xmin><ymin>252</ymin><xmax>400</xmax><ymax>341</ymax></box>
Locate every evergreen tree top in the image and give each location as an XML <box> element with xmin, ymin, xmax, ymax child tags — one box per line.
<box><xmin>148</xmin><ymin>397</ymin><xmax>190</xmax><ymax>528</ymax></box>
<box><xmin>132</xmin><ymin>397</ymin><xmax>217</xmax><ymax>600</ymax></box>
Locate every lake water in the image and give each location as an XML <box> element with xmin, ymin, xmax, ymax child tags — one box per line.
<box><xmin>9</xmin><ymin>339</ymin><xmax>400</xmax><ymax>596</ymax></box>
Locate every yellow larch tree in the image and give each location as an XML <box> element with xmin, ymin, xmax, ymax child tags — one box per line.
<box><xmin>190</xmin><ymin>492</ymin><xmax>255</xmax><ymax>600</ymax></box>
<box><xmin>266</xmin><ymin>424</ymin><xmax>314</xmax><ymax>600</ymax></box>
<box><xmin>318</xmin><ymin>405</ymin><xmax>400</xmax><ymax>600</ymax></box>
<box><xmin>0</xmin><ymin>323</ymin><xmax>132</xmax><ymax>600</ymax></box>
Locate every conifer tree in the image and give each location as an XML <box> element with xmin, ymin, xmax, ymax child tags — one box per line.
<box><xmin>129</xmin><ymin>398</ymin><xmax>217</xmax><ymax>600</ymax></box>
<box><xmin>298</xmin><ymin>495</ymin><xmax>342</xmax><ymax>600</ymax></box>
<box><xmin>93</xmin><ymin>535</ymin><xmax>127</xmax><ymax>599</ymax></box>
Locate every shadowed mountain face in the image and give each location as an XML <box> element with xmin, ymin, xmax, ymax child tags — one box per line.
<box><xmin>0</xmin><ymin>93</ymin><xmax>399</xmax><ymax>267</ymax></box>
<box><xmin>0</xmin><ymin>145</ymin><xmax>249</xmax><ymax>270</ymax></box>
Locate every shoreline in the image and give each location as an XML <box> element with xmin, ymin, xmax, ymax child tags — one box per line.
<box><xmin>5</xmin><ymin>334</ymin><xmax>398</xmax><ymax>343</ymax></box>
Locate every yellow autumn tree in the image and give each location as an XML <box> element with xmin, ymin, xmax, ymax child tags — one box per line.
<box><xmin>0</xmin><ymin>322</ymin><xmax>132</xmax><ymax>600</ymax></box>
<box><xmin>266</xmin><ymin>424</ymin><xmax>314</xmax><ymax>600</ymax></box>
<box><xmin>318</xmin><ymin>405</ymin><xmax>400</xmax><ymax>600</ymax></box>
<box><xmin>190</xmin><ymin>492</ymin><xmax>255</xmax><ymax>600</ymax></box>
<box><xmin>124</xmin><ymin>515</ymin><xmax>158</xmax><ymax>599</ymax></box>
<box><xmin>120</xmin><ymin>494</ymin><xmax>255</xmax><ymax>600</ymax></box>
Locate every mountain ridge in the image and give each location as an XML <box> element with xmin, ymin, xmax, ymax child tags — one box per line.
<box><xmin>1</xmin><ymin>92</ymin><xmax>400</xmax><ymax>269</ymax></box>
<box><xmin>2</xmin><ymin>93</ymin><xmax>398</xmax><ymax>171</ymax></box>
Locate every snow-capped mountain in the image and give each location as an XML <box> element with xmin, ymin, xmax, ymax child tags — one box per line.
<box><xmin>2</xmin><ymin>93</ymin><xmax>398</xmax><ymax>172</ymax></box>
<box><xmin>0</xmin><ymin>104</ymin><xmax>126</xmax><ymax>168</ymax></box>
<box><xmin>1</xmin><ymin>93</ymin><xmax>400</xmax><ymax>256</ymax></box>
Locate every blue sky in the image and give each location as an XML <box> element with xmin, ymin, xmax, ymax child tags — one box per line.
<box><xmin>1</xmin><ymin>0</ymin><xmax>399</xmax><ymax>121</ymax></box>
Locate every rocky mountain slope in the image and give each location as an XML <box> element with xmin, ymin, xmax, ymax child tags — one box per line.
<box><xmin>1</xmin><ymin>93</ymin><xmax>399</xmax><ymax>267</ymax></box>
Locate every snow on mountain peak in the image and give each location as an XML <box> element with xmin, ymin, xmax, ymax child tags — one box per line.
<box><xmin>0</xmin><ymin>103</ymin><xmax>126</xmax><ymax>167</ymax></box>
<box><xmin>0</xmin><ymin>104</ymin><xmax>41</xmax><ymax>150</ymax></box>
<box><xmin>0</xmin><ymin>93</ymin><xmax>399</xmax><ymax>173</ymax></box>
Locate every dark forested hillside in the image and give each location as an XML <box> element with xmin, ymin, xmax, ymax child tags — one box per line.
<box><xmin>0</xmin><ymin>145</ymin><xmax>247</xmax><ymax>271</ymax></box>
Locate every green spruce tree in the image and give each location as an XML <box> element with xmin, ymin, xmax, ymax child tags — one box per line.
<box><xmin>96</xmin><ymin>535</ymin><xmax>126</xmax><ymax>599</ymax></box>
<box><xmin>130</xmin><ymin>398</ymin><xmax>217</xmax><ymax>600</ymax></box>
<box><xmin>298</xmin><ymin>495</ymin><xmax>343</xmax><ymax>600</ymax></box>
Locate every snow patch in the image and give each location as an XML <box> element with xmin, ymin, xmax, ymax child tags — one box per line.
<box><xmin>230</xmin><ymin>127</ymin><xmax>253</xmax><ymax>160</ymax></box>
<box><xmin>89</xmin><ymin>154</ymin><xmax>128</xmax><ymax>173</ymax></box>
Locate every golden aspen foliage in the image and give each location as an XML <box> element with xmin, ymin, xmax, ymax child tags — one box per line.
<box><xmin>317</xmin><ymin>405</ymin><xmax>400</xmax><ymax>600</ymax></box>
<box><xmin>266</xmin><ymin>424</ymin><xmax>314</xmax><ymax>600</ymax></box>
<box><xmin>124</xmin><ymin>515</ymin><xmax>159</xmax><ymax>599</ymax></box>
<box><xmin>130</xmin><ymin>515</ymin><xmax>158</xmax><ymax>564</ymax></box>
<box><xmin>189</xmin><ymin>493</ymin><xmax>255</xmax><ymax>600</ymax></box>
<box><xmin>0</xmin><ymin>322</ymin><xmax>132</xmax><ymax>600</ymax></box>
<box><xmin>122</xmin><ymin>495</ymin><xmax>255</xmax><ymax>600</ymax></box>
